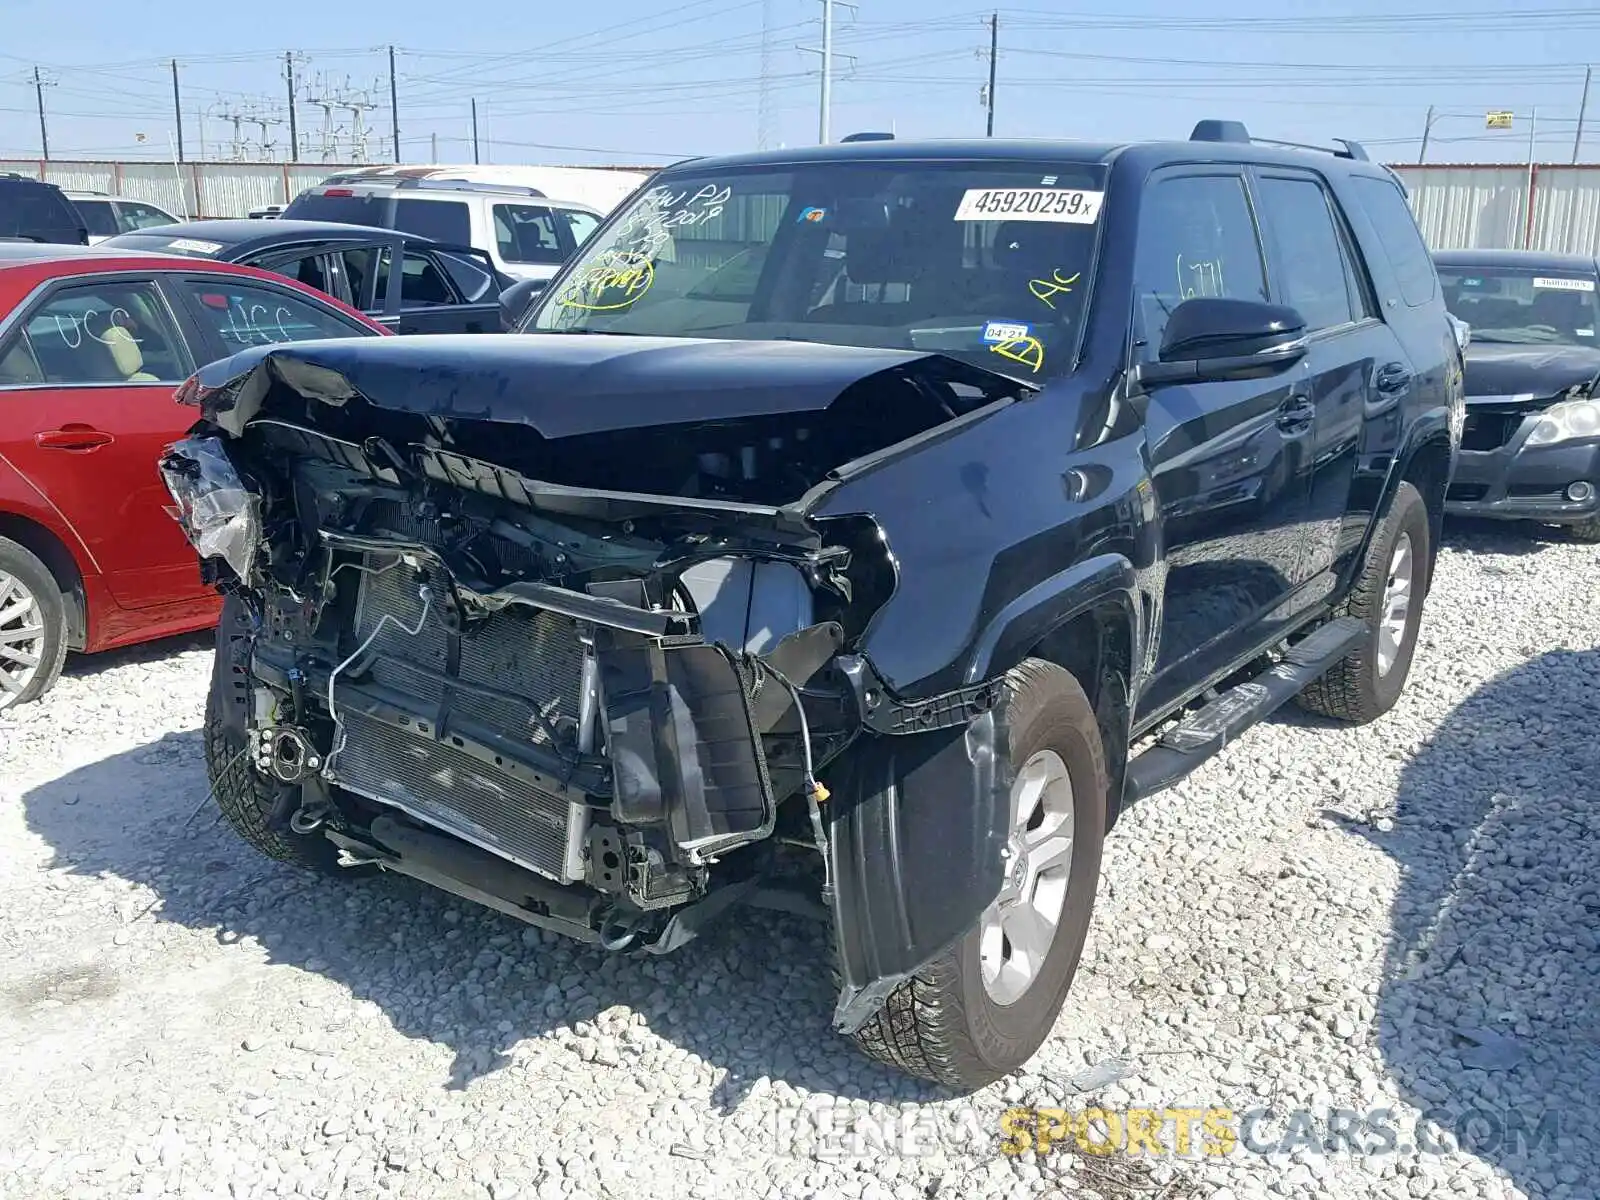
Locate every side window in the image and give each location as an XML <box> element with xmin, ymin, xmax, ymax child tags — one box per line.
<box><xmin>335</xmin><ymin>246</ymin><xmax>382</xmax><ymax>310</ymax></box>
<box><xmin>16</xmin><ymin>281</ymin><xmax>186</xmax><ymax>384</ymax></box>
<box><xmin>75</xmin><ymin>200</ymin><xmax>120</xmax><ymax>238</ymax></box>
<box><xmin>1255</xmin><ymin>176</ymin><xmax>1357</xmax><ymax>332</ymax></box>
<box><xmin>178</xmin><ymin>279</ymin><xmax>369</xmax><ymax>352</ymax></box>
<box><xmin>116</xmin><ymin>201</ymin><xmax>179</xmax><ymax>230</ymax></box>
<box><xmin>562</xmin><ymin>209</ymin><xmax>600</xmax><ymax>246</ymax></box>
<box><xmin>1131</xmin><ymin>173</ymin><xmax>1268</xmax><ymax>359</ymax></box>
<box><xmin>270</xmin><ymin>253</ymin><xmax>332</xmax><ymax>296</ymax></box>
<box><xmin>399</xmin><ymin>251</ymin><xmax>458</xmax><ymax>306</ymax></box>
<box><xmin>493</xmin><ymin>204</ymin><xmax>567</xmax><ymax>265</ymax></box>
<box><xmin>393</xmin><ymin>199</ymin><xmax>471</xmax><ymax>246</ymax></box>
<box><xmin>0</xmin><ymin>338</ymin><xmax>44</xmax><ymax>385</ymax></box>
<box><xmin>1349</xmin><ymin>176</ymin><xmax>1437</xmax><ymax>308</ymax></box>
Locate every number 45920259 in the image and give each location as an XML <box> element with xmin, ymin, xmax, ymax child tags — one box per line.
<box><xmin>954</xmin><ymin>188</ymin><xmax>1104</xmax><ymax>224</ymax></box>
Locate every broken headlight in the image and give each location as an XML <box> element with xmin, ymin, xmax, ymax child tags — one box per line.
<box><xmin>159</xmin><ymin>435</ymin><xmax>263</xmax><ymax>585</ymax></box>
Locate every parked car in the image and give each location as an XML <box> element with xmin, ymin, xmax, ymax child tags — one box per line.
<box><xmin>65</xmin><ymin>191</ymin><xmax>182</xmax><ymax>244</ymax></box>
<box><xmin>0</xmin><ymin>244</ymin><xmax>390</xmax><ymax>711</ymax></box>
<box><xmin>280</xmin><ymin>177</ymin><xmax>603</xmax><ymax>283</ymax></box>
<box><xmin>165</xmin><ymin>121</ymin><xmax>1460</xmax><ymax>1091</ymax></box>
<box><xmin>0</xmin><ymin>174</ymin><xmax>87</xmax><ymax>245</ymax></box>
<box><xmin>103</xmin><ymin>219</ymin><xmax>508</xmax><ymax>336</ymax></box>
<box><xmin>1434</xmin><ymin>249</ymin><xmax>1600</xmax><ymax>540</ymax></box>
<box><xmin>306</xmin><ymin>163</ymin><xmax>651</xmax><ymax>218</ymax></box>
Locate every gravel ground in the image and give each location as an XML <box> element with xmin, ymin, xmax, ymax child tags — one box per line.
<box><xmin>0</xmin><ymin>520</ymin><xmax>1595</xmax><ymax>1200</ymax></box>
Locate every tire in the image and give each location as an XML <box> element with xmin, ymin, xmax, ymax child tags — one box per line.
<box><xmin>0</xmin><ymin>536</ymin><xmax>69</xmax><ymax>713</ymax></box>
<box><xmin>849</xmin><ymin>659</ymin><xmax>1108</xmax><ymax>1091</ymax></box>
<box><xmin>204</xmin><ymin>601</ymin><xmax>345</xmax><ymax>874</ymax></box>
<box><xmin>1566</xmin><ymin>515</ymin><xmax>1600</xmax><ymax>543</ymax></box>
<box><xmin>1296</xmin><ymin>480</ymin><xmax>1429</xmax><ymax>724</ymax></box>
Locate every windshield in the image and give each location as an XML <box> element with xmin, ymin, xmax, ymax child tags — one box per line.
<box><xmin>1438</xmin><ymin>265</ymin><xmax>1600</xmax><ymax>347</ymax></box>
<box><xmin>522</xmin><ymin>161</ymin><xmax>1108</xmax><ymax>379</ymax></box>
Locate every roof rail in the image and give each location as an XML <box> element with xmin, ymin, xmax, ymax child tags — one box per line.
<box><xmin>392</xmin><ymin>177</ymin><xmax>547</xmax><ymax>198</ymax></box>
<box><xmin>840</xmin><ymin>131</ymin><xmax>894</xmax><ymax>142</ymax></box>
<box><xmin>1189</xmin><ymin>119</ymin><xmax>1370</xmax><ymax>161</ymax></box>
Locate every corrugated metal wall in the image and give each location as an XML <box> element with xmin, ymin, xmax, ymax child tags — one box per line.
<box><xmin>1391</xmin><ymin>164</ymin><xmax>1600</xmax><ymax>255</ymax></box>
<box><xmin>0</xmin><ymin>159</ymin><xmax>375</xmax><ymax>218</ymax></box>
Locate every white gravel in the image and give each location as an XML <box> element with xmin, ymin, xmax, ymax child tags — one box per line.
<box><xmin>0</xmin><ymin>520</ymin><xmax>1595</xmax><ymax>1200</ymax></box>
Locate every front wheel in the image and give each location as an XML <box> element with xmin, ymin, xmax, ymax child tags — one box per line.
<box><xmin>1566</xmin><ymin>514</ymin><xmax>1600</xmax><ymax>543</ymax></box>
<box><xmin>849</xmin><ymin>659</ymin><xmax>1108</xmax><ymax>1091</ymax></box>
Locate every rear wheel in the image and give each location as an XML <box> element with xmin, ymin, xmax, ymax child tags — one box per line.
<box><xmin>1296</xmin><ymin>480</ymin><xmax>1429</xmax><ymax>724</ymax></box>
<box><xmin>0</xmin><ymin>537</ymin><xmax>68</xmax><ymax>713</ymax></box>
<box><xmin>848</xmin><ymin>659</ymin><xmax>1107</xmax><ymax>1091</ymax></box>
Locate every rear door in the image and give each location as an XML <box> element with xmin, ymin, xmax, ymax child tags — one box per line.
<box><xmin>1132</xmin><ymin>168</ymin><xmax>1320</xmax><ymax>719</ymax></box>
<box><xmin>1249</xmin><ymin>167</ymin><xmax>1405</xmax><ymax>594</ymax></box>
<box><xmin>163</xmin><ymin>272</ymin><xmax>382</xmax><ymax>363</ymax></box>
<box><xmin>0</xmin><ymin>275</ymin><xmax>203</xmax><ymax>609</ymax></box>
<box><xmin>378</xmin><ymin>244</ymin><xmax>502</xmax><ymax>334</ymax></box>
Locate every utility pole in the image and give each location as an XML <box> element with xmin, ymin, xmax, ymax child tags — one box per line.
<box><xmin>430</xmin><ymin>130</ymin><xmax>438</xmax><ymax>162</ymax></box>
<box><xmin>983</xmin><ymin>13</ymin><xmax>998</xmax><ymax>137</ymax></box>
<box><xmin>171</xmin><ymin>60</ymin><xmax>184</xmax><ymax>161</ymax></box>
<box><xmin>388</xmin><ymin>45</ymin><xmax>400</xmax><ymax>163</ymax></box>
<box><xmin>471</xmin><ymin>98</ymin><xmax>480</xmax><ymax>165</ymax></box>
<box><xmin>798</xmin><ymin>0</ymin><xmax>855</xmax><ymax>144</ymax></box>
<box><xmin>1575</xmin><ymin>66</ymin><xmax>1592</xmax><ymax>164</ymax></box>
<box><xmin>1418</xmin><ymin>105</ymin><xmax>1435</xmax><ymax>164</ymax></box>
<box><xmin>31</xmin><ymin>66</ymin><xmax>53</xmax><ymax>160</ymax></box>
<box><xmin>285</xmin><ymin>52</ymin><xmax>301</xmax><ymax>162</ymax></box>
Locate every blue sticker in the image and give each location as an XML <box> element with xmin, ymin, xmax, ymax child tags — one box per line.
<box><xmin>798</xmin><ymin>206</ymin><xmax>828</xmax><ymax>224</ymax></box>
<box><xmin>982</xmin><ymin>320</ymin><xmax>1031</xmax><ymax>344</ymax></box>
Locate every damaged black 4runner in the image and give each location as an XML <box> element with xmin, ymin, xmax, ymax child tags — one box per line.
<box><xmin>162</xmin><ymin>121</ymin><xmax>1461</xmax><ymax>1090</ymax></box>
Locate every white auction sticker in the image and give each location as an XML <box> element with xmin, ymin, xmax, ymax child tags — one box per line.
<box><xmin>954</xmin><ymin>187</ymin><xmax>1104</xmax><ymax>223</ymax></box>
<box><xmin>1532</xmin><ymin>275</ymin><xmax>1595</xmax><ymax>292</ymax></box>
<box><xmin>167</xmin><ymin>237</ymin><xmax>224</xmax><ymax>254</ymax></box>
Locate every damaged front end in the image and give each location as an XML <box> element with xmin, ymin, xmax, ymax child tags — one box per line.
<box><xmin>161</xmin><ymin>336</ymin><xmax>1027</xmax><ymax>1024</ymax></box>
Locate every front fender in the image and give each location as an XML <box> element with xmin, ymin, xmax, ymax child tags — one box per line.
<box><xmin>825</xmin><ymin>709</ymin><xmax>1009</xmax><ymax>1035</ymax></box>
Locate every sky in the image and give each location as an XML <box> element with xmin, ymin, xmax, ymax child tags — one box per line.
<box><xmin>0</xmin><ymin>1</ymin><xmax>1591</xmax><ymax>168</ymax></box>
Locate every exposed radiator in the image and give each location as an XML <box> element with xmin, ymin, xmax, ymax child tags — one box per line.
<box><xmin>328</xmin><ymin>557</ymin><xmax>590</xmax><ymax>882</ymax></box>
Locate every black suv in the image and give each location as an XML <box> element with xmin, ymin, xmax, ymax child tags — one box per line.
<box><xmin>162</xmin><ymin>121</ymin><xmax>1461</xmax><ymax>1091</ymax></box>
<box><xmin>0</xmin><ymin>174</ymin><xmax>88</xmax><ymax>245</ymax></box>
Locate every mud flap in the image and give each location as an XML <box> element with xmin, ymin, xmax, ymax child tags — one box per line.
<box><xmin>824</xmin><ymin>709</ymin><xmax>1011</xmax><ymax>1034</ymax></box>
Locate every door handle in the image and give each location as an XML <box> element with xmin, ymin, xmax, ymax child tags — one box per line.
<box><xmin>1375</xmin><ymin>362</ymin><xmax>1413</xmax><ymax>395</ymax></box>
<box><xmin>1275</xmin><ymin>394</ymin><xmax>1315</xmax><ymax>435</ymax></box>
<box><xmin>36</xmin><ymin>426</ymin><xmax>115</xmax><ymax>452</ymax></box>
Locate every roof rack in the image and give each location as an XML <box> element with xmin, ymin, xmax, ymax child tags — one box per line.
<box><xmin>1188</xmin><ymin>120</ymin><xmax>1369</xmax><ymax>162</ymax></box>
<box><xmin>841</xmin><ymin>131</ymin><xmax>894</xmax><ymax>142</ymax></box>
<box><xmin>401</xmin><ymin>177</ymin><xmax>547</xmax><ymax>198</ymax></box>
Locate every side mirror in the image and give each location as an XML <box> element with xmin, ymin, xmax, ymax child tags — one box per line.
<box><xmin>1133</xmin><ymin>297</ymin><xmax>1308</xmax><ymax>389</ymax></box>
<box><xmin>499</xmin><ymin>277</ymin><xmax>549</xmax><ymax>331</ymax></box>
<box><xmin>1445</xmin><ymin>310</ymin><xmax>1471</xmax><ymax>352</ymax></box>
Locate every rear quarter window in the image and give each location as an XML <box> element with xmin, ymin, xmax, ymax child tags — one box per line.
<box><xmin>394</xmin><ymin>199</ymin><xmax>471</xmax><ymax>246</ymax></box>
<box><xmin>74</xmin><ymin>199</ymin><xmax>120</xmax><ymax>237</ymax></box>
<box><xmin>1349</xmin><ymin>176</ymin><xmax>1437</xmax><ymax>308</ymax></box>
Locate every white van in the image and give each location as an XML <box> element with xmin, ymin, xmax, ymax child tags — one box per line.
<box><xmin>281</xmin><ymin>177</ymin><xmax>607</xmax><ymax>284</ymax></box>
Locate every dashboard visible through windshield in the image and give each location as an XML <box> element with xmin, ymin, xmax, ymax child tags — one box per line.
<box><xmin>523</xmin><ymin>161</ymin><xmax>1109</xmax><ymax>380</ymax></box>
<box><xmin>1439</xmin><ymin>265</ymin><xmax>1600</xmax><ymax>347</ymax></box>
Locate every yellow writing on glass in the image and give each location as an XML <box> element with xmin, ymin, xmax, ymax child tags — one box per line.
<box><xmin>991</xmin><ymin>333</ymin><xmax>1044</xmax><ymax>373</ymax></box>
<box><xmin>1176</xmin><ymin>254</ymin><xmax>1225</xmax><ymax>299</ymax></box>
<box><xmin>1028</xmin><ymin>268</ymin><xmax>1081</xmax><ymax>309</ymax></box>
<box><xmin>557</xmin><ymin>250</ymin><xmax>656</xmax><ymax>312</ymax></box>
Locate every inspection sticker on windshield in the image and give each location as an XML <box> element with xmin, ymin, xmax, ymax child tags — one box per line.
<box><xmin>1533</xmin><ymin>276</ymin><xmax>1595</xmax><ymax>292</ymax></box>
<box><xmin>954</xmin><ymin>187</ymin><xmax>1103</xmax><ymax>223</ymax></box>
<box><xmin>167</xmin><ymin>237</ymin><xmax>223</xmax><ymax>254</ymax></box>
<box><xmin>982</xmin><ymin>320</ymin><xmax>1031</xmax><ymax>343</ymax></box>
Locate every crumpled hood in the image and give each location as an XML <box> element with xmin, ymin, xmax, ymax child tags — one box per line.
<box><xmin>192</xmin><ymin>332</ymin><xmax>1003</xmax><ymax>438</ymax></box>
<box><xmin>1460</xmin><ymin>342</ymin><xmax>1600</xmax><ymax>403</ymax></box>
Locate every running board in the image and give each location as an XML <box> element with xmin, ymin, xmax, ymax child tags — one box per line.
<box><xmin>1124</xmin><ymin>616</ymin><xmax>1365</xmax><ymax>804</ymax></box>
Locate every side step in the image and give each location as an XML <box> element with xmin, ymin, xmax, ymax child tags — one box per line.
<box><xmin>1124</xmin><ymin>616</ymin><xmax>1365</xmax><ymax>804</ymax></box>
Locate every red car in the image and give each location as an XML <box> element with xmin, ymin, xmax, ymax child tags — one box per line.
<box><xmin>0</xmin><ymin>244</ymin><xmax>389</xmax><ymax>711</ymax></box>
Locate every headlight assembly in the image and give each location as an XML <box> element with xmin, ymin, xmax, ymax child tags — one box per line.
<box><xmin>1525</xmin><ymin>398</ymin><xmax>1600</xmax><ymax>447</ymax></box>
<box><xmin>158</xmin><ymin>436</ymin><xmax>263</xmax><ymax>585</ymax></box>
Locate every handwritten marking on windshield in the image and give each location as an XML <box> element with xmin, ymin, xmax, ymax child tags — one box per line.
<box><xmin>1028</xmin><ymin>269</ymin><xmax>1081</xmax><ymax>309</ymax></box>
<box><xmin>556</xmin><ymin>249</ymin><xmax>656</xmax><ymax>311</ymax></box>
<box><xmin>991</xmin><ymin>333</ymin><xmax>1044</xmax><ymax>373</ymax></box>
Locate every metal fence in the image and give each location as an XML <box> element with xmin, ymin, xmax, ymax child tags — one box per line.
<box><xmin>1391</xmin><ymin>164</ymin><xmax>1600</xmax><ymax>255</ymax></box>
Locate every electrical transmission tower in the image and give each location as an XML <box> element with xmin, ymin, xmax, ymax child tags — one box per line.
<box><xmin>302</xmin><ymin>74</ymin><xmax>348</xmax><ymax>162</ymax></box>
<box><xmin>343</xmin><ymin>81</ymin><xmax>382</xmax><ymax>163</ymax></box>
<box><xmin>217</xmin><ymin>104</ymin><xmax>249</xmax><ymax>161</ymax></box>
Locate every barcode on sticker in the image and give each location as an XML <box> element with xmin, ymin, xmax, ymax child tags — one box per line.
<box><xmin>1532</xmin><ymin>276</ymin><xmax>1595</xmax><ymax>292</ymax></box>
<box><xmin>954</xmin><ymin>188</ymin><xmax>1103</xmax><ymax>223</ymax></box>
